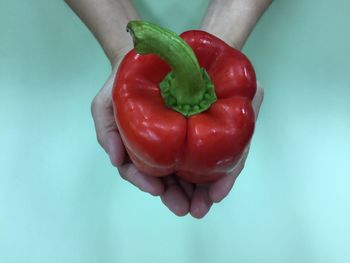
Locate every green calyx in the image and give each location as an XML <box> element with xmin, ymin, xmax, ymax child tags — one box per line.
<box><xmin>126</xmin><ymin>20</ymin><xmax>216</xmax><ymax>117</ymax></box>
<box><xmin>159</xmin><ymin>68</ymin><xmax>216</xmax><ymax>116</ymax></box>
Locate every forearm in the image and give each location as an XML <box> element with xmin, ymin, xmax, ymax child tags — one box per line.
<box><xmin>201</xmin><ymin>0</ymin><xmax>272</xmax><ymax>50</ymax></box>
<box><xmin>65</xmin><ymin>0</ymin><xmax>139</xmax><ymax>65</ymax></box>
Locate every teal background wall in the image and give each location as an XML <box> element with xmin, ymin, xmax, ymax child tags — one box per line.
<box><xmin>1</xmin><ymin>0</ymin><xmax>349</xmax><ymax>262</ymax></box>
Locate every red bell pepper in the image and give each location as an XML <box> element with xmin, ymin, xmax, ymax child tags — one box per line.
<box><xmin>112</xmin><ymin>21</ymin><xmax>256</xmax><ymax>183</ymax></box>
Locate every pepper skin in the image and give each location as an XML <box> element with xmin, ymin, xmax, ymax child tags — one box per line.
<box><xmin>112</xmin><ymin>21</ymin><xmax>256</xmax><ymax>184</ymax></box>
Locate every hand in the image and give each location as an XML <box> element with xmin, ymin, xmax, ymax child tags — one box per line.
<box><xmin>91</xmin><ymin>53</ymin><xmax>263</xmax><ymax>218</ymax></box>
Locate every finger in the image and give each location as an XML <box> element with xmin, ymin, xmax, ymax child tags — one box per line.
<box><xmin>178</xmin><ymin>179</ymin><xmax>194</xmax><ymax>199</ymax></box>
<box><xmin>160</xmin><ymin>176</ymin><xmax>190</xmax><ymax>216</ymax></box>
<box><xmin>106</xmin><ymin>129</ymin><xmax>126</xmax><ymax>167</ymax></box>
<box><xmin>208</xmin><ymin>173</ymin><xmax>238</xmax><ymax>203</ymax></box>
<box><xmin>190</xmin><ymin>185</ymin><xmax>213</xmax><ymax>219</ymax></box>
<box><xmin>208</xmin><ymin>149</ymin><xmax>248</xmax><ymax>203</ymax></box>
<box><xmin>91</xmin><ymin>74</ymin><xmax>126</xmax><ymax>167</ymax></box>
<box><xmin>118</xmin><ymin>163</ymin><xmax>164</xmax><ymax>196</ymax></box>
<box><xmin>252</xmin><ymin>81</ymin><xmax>264</xmax><ymax>120</ymax></box>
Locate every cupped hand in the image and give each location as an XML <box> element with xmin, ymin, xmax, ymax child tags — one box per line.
<box><xmin>91</xmin><ymin>55</ymin><xmax>263</xmax><ymax>219</ymax></box>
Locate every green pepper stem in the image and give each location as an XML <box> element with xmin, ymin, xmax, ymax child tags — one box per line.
<box><xmin>126</xmin><ymin>21</ymin><xmax>216</xmax><ymax>116</ymax></box>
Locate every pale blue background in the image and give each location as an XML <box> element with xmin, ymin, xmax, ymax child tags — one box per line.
<box><xmin>1</xmin><ymin>0</ymin><xmax>349</xmax><ymax>262</ymax></box>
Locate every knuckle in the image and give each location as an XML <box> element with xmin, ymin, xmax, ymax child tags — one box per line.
<box><xmin>120</xmin><ymin>164</ymin><xmax>138</xmax><ymax>183</ymax></box>
<box><xmin>96</xmin><ymin>133</ymin><xmax>104</xmax><ymax>146</ymax></box>
<box><xmin>91</xmin><ymin>92</ymin><xmax>105</xmax><ymax>116</ymax></box>
<box><xmin>119</xmin><ymin>169</ymin><xmax>126</xmax><ymax>180</ymax></box>
<box><xmin>91</xmin><ymin>88</ymin><xmax>112</xmax><ymax>116</ymax></box>
<box><xmin>90</xmin><ymin>95</ymin><xmax>100</xmax><ymax>117</ymax></box>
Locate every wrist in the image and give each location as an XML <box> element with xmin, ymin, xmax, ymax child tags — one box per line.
<box><xmin>65</xmin><ymin>0</ymin><xmax>139</xmax><ymax>68</ymax></box>
<box><xmin>200</xmin><ymin>0</ymin><xmax>273</xmax><ymax>50</ymax></box>
<box><xmin>110</xmin><ymin>45</ymin><xmax>132</xmax><ymax>70</ymax></box>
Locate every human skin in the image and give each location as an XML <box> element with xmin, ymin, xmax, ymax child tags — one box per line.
<box><xmin>65</xmin><ymin>0</ymin><xmax>272</xmax><ymax>218</ymax></box>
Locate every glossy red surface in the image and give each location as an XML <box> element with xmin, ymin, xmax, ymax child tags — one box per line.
<box><xmin>112</xmin><ymin>30</ymin><xmax>256</xmax><ymax>183</ymax></box>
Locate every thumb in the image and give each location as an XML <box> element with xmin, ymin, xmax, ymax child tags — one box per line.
<box><xmin>91</xmin><ymin>72</ymin><xmax>125</xmax><ymax>167</ymax></box>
